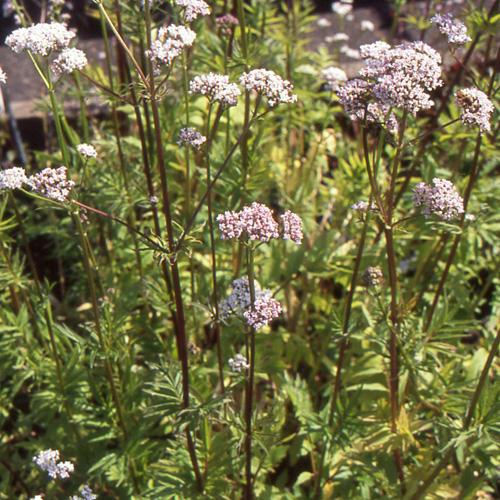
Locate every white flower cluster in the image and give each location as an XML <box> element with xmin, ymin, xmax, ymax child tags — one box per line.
<box><xmin>0</xmin><ymin>67</ymin><xmax>6</xmax><ymax>84</ymax></box>
<box><xmin>5</xmin><ymin>22</ymin><xmax>75</xmax><ymax>55</ymax></box>
<box><xmin>338</xmin><ymin>40</ymin><xmax>443</xmax><ymax>118</ymax></box>
<box><xmin>189</xmin><ymin>73</ymin><xmax>241</xmax><ymax>108</ymax></box>
<box><xmin>228</xmin><ymin>354</ymin><xmax>249</xmax><ymax>372</ymax></box>
<box><xmin>1</xmin><ymin>166</ymin><xmax>75</xmax><ymax>202</ymax></box>
<box><xmin>0</xmin><ymin>167</ymin><xmax>28</xmax><ymax>190</ymax></box>
<box><xmin>361</xmin><ymin>20</ymin><xmax>375</xmax><ymax>32</ymax></box>
<box><xmin>177</xmin><ymin>127</ymin><xmax>207</xmax><ymax>149</ymax></box>
<box><xmin>239</xmin><ymin>69</ymin><xmax>297</xmax><ymax>107</ymax></box>
<box><xmin>221</xmin><ymin>277</ymin><xmax>282</xmax><ymax>330</ymax></box>
<box><xmin>321</xmin><ymin>66</ymin><xmax>348</xmax><ymax>92</ymax></box>
<box><xmin>51</xmin><ymin>47</ymin><xmax>87</xmax><ymax>74</ymax></box>
<box><xmin>27</xmin><ymin>166</ymin><xmax>75</xmax><ymax>202</ymax></box>
<box><xmin>175</xmin><ymin>0</ymin><xmax>211</xmax><ymax>22</ymax></box>
<box><xmin>77</xmin><ymin>143</ymin><xmax>98</xmax><ymax>159</ymax></box>
<box><xmin>331</xmin><ymin>0</ymin><xmax>353</xmax><ymax>17</ymax></box>
<box><xmin>33</xmin><ymin>449</ymin><xmax>74</xmax><ymax>479</ymax></box>
<box><xmin>430</xmin><ymin>13</ymin><xmax>471</xmax><ymax>46</ymax></box>
<box><xmin>412</xmin><ymin>178</ymin><xmax>465</xmax><ymax>220</ymax></box>
<box><xmin>70</xmin><ymin>485</ymin><xmax>97</xmax><ymax>500</ymax></box>
<box><xmin>145</xmin><ymin>24</ymin><xmax>196</xmax><ymax>71</ymax></box>
<box><xmin>455</xmin><ymin>88</ymin><xmax>494</xmax><ymax>134</ymax></box>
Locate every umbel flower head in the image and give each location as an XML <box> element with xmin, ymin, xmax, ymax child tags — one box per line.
<box><xmin>0</xmin><ymin>67</ymin><xmax>6</xmax><ymax>84</ymax></box>
<box><xmin>26</xmin><ymin>166</ymin><xmax>75</xmax><ymax>202</ymax></box>
<box><xmin>239</xmin><ymin>69</ymin><xmax>297</xmax><ymax>107</ymax></box>
<box><xmin>146</xmin><ymin>24</ymin><xmax>196</xmax><ymax>71</ymax></box>
<box><xmin>221</xmin><ymin>277</ymin><xmax>282</xmax><ymax>330</ymax></box>
<box><xmin>321</xmin><ymin>66</ymin><xmax>348</xmax><ymax>92</ymax></box>
<box><xmin>5</xmin><ymin>22</ymin><xmax>75</xmax><ymax>55</ymax></box>
<box><xmin>412</xmin><ymin>178</ymin><xmax>464</xmax><ymax>220</ymax></box>
<box><xmin>228</xmin><ymin>354</ymin><xmax>249</xmax><ymax>372</ymax></box>
<box><xmin>33</xmin><ymin>449</ymin><xmax>74</xmax><ymax>479</ymax></box>
<box><xmin>217</xmin><ymin>202</ymin><xmax>304</xmax><ymax>245</ymax></box>
<box><xmin>189</xmin><ymin>73</ymin><xmax>241</xmax><ymax>108</ymax></box>
<box><xmin>175</xmin><ymin>0</ymin><xmax>211</xmax><ymax>22</ymax></box>
<box><xmin>77</xmin><ymin>143</ymin><xmax>97</xmax><ymax>159</ymax></box>
<box><xmin>430</xmin><ymin>13</ymin><xmax>471</xmax><ymax>46</ymax></box>
<box><xmin>70</xmin><ymin>485</ymin><xmax>97</xmax><ymax>500</ymax></box>
<box><xmin>177</xmin><ymin>127</ymin><xmax>206</xmax><ymax>149</ymax></box>
<box><xmin>338</xmin><ymin>40</ymin><xmax>443</xmax><ymax>118</ymax></box>
<box><xmin>0</xmin><ymin>167</ymin><xmax>28</xmax><ymax>190</ymax></box>
<box><xmin>455</xmin><ymin>88</ymin><xmax>494</xmax><ymax>134</ymax></box>
<box><xmin>51</xmin><ymin>47</ymin><xmax>87</xmax><ymax>74</ymax></box>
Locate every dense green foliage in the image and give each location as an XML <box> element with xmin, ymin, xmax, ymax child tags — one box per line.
<box><xmin>1</xmin><ymin>0</ymin><xmax>500</xmax><ymax>499</ymax></box>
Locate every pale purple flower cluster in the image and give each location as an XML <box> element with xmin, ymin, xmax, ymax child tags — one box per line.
<box><xmin>175</xmin><ymin>0</ymin><xmax>211</xmax><ymax>22</ymax></box>
<box><xmin>51</xmin><ymin>47</ymin><xmax>87</xmax><ymax>74</ymax></box>
<box><xmin>0</xmin><ymin>167</ymin><xmax>28</xmax><ymax>190</ymax></box>
<box><xmin>26</xmin><ymin>166</ymin><xmax>75</xmax><ymax>202</ymax></box>
<box><xmin>281</xmin><ymin>210</ymin><xmax>303</xmax><ymax>245</ymax></box>
<box><xmin>244</xmin><ymin>296</ymin><xmax>282</xmax><ymax>330</ymax></box>
<box><xmin>228</xmin><ymin>354</ymin><xmax>249</xmax><ymax>372</ymax></box>
<box><xmin>177</xmin><ymin>127</ymin><xmax>206</xmax><ymax>149</ymax></box>
<box><xmin>221</xmin><ymin>277</ymin><xmax>282</xmax><ymax>330</ymax></box>
<box><xmin>5</xmin><ymin>22</ymin><xmax>75</xmax><ymax>55</ymax></box>
<box><xmin>338</xmin><ymin>40</ymin><xmax>443</xmax><ymax>118</ymax></box>
<box><xmin>145</xmin><ymin>25</ymin><xmax>196</xmax><ymax>71</ymax></box>
<box><xmin>77</xmin><ymin>143</ymin><xmax>97</xmax><ymax>159</ymax></box>
<box><xmin>430</xmin><ymin>13</ymin><xmax>471</xmax><ymax>46</ymax></box>
<box><xmin>189</xmin><ymin>73</ymin><xmax>241</xmax><ymax>108</ymax></box>
<box><xmin>33</xmin><ymin>449</ymin><xmax>74</xmax><ymax>479</ymax></box>
<box><xmin>412</xmin><ymin>178</ymin><xmax>464</xmax><ymax>220</ymax></box>
<box><xmin>217</xmin><ymin>14</ymin><xmax>239</xmax><ymax>34</ymax></box>
<box><xmin>217</xmin><ymin>202</ymin><xmax>279</xmax><ymax>242</ymax></box>
<box><xmin>239</xmin><ymin>69</ymin><xmax>297</xmax><ymax>107</ymax></box>
<box><xmin>0</xmin><ymin>67</ymin><xmax>6</xmax><ymax>84</ymax></box>
<box><xmin>321</xmin><ymin>66</ymin><xmax>348</xmax><ymax>92</ymax></box>
<box><xmin>70</xmin><ymin>485</ymin><xmax>97</xmax><ymax>500</ymax></box>
<box><xmin>455</xmin><ymin>88</ymin><xmax>494</xmax><ymax>134</ymax></box>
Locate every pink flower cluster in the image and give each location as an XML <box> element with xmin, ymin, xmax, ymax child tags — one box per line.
<box><xmin>455</xmin><ymin>88</ymin><xmax>494</xmax><ymax>134</ymax></box>
<box><xmin>177</xmin><ymin>127</ymin><xmax>206</xmax><ymax>149</ymax></box>
<box><xmin>189</xmin><ymin>73</ymin><xmax>241</xmax><ymax>108</ymax></box>
<box><xmin>412</xmin><ymin>178</ymin><xmax>464</xmax><ymax>220</ymax></box>
<box><xmin>221</xmin><ymin>277</ymin><xmax>282</xmax><ymax>330</ymax></box>
<box><xmin>51</xmin><ymin>47</ymin><xmax>87</xmax><ymax>74</ymax></box>
<box><xmin>338</xmin><ymin>40</ymin><xmax>443</xmax><ymax>118</ymax></box>
<box><xmin>217</xmin><ymin>202</ymin><xmax>303</xmax><ymax>245</ymax></box>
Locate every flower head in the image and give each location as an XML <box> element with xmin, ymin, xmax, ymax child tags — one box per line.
<box><xmin>430</xmin><ymin>13</ymin><xmax>471</xmax><ymax>46</ymax></box>
<box><xmin>0</xmin><ymin>167</ymin><xmax>28</xmax><ymax>190</ymax></box>
<box><xmin>189</xmin><ymin>73</ymin><xmax>241</xmax><ymax>108</ymax></box>
<box><xmin>361</xmin><ymin>20</ymin><xmax>375</xmax><ymax>32</ymax></box>
<box><xmin>175</xmin><ymin>0</ymin><xmax>211</xmax><ymax>22</ymax></box>
<box><xmin>221</xmin><ymin>277</ymin><xmax>282</xmax><ymax>330</ymax></box>
<box><xmin>177</xmin><ymin>127</ymin><xmax>206</xmax><ymax>149</ymax></box>
<box><xmin>281</xmin><ymin>210</ymin><xmax>303</xmax><ymax>244</ymax></box>
<box><xmin>51</xmin><ymin>47</ymin><xmax>87</xmax><ymax>74</ymax></box>
<box><xmin>0</xmin><ymin>67</ymin><xmax>7</xmax><ymax>84</ymax></box>
<box><xmin>26</xmin><ymin>166</ymin><xmax>75</xmax><ymax>202</ymax></box>
<box><xmin>70</xmin><ymin>485</ymin><xmax>97</xmax><ymax>500</ymax></box>
<box><xmin>412</xmin><ymin>178</ymin><xmax>464</xmax><ymax>220</ymax></box>
<box><xmin>455</xmin><ymin>88</ymin><xmax>494</xmax><ymax>134</ymax></box>
<box><xmin>360</xmin><ymin>266</ymin><xmax>384</xmax><ymax>287</ymax></box>
<box><xmin>217</xmin><ymin>202</ymin><xmax>280</xmax><ymax>242</ymax></box>
<box><xmin>321</xmin><ymin>66</ymin><xmax>348</xmax><ymax>92</ymax></box>
<box><xmin>332</xmin><ymin>1</ymin><xmax>353</xmax><ymax>17</ymax></box>
<box><xmin>239</xmin><ymin>69</ymin><xmax>297</xmax><ymax>107</ymax></box>
<box><xmin>77</xmin><ymin>143</ymin><xmax>97</xmax><ymax>159</ymax></box>
<box><xmin>33</xmin><ymin>449</ymin><xmax>74</xmax><ymax>479</ymax></box>
<box><xmin>145</xmin><ymin>24</ymin><xmax>196</xmax><ymax>71</ymax></box>
<box><xmin>217</xmin><ymin>14</ymin><xmax>239</xmax><ymax>34</ymax></box>
<box><xmin>228</xmin><ymin>354</ymin><xmax>249</xmax><ymax>372</ymax></box>
<box><xmin>5</xmin><ymin>23</ymin><xmax>75</xmax><ymax>55</ymax></box>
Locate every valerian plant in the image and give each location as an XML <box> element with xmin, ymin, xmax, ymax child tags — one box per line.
<box><xmin>0</xmin><ymin>0</ymin><xmax>500</xmax><ymax>499</ymax></box>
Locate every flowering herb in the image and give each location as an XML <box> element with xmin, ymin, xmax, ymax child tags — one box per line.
<box><xmin>177</xmin><ymin>127</ymin><xmax>206</xmax><ymax>149</ymax></box>
<box><xmin>228</xmin><ymin>354</ymin><xmax>249</xmax><ymax>372</ymax></box>
<box><xmin>26</xmin><ymin>166</ymin><xmax>75</xmax><ymax>202</ymax></box>
<box><xmin>430</xmin><ymin>13</ymin><xmax>471</xmax><ymax>46</ymax></box>
<box><xmin>51</xmin><ymin>47</ymin><xmax>87</xmax><ymax>74</ymax></box>
<box><xmin>321</xmin><ymin>66</ymin><xmax>348</xmax><ymax>92</ymax></box>
<box><xmin>239</xmin><ymin>69</ymin><xmax>297</xmax><ymax>107</ymax></box>
<box><xmin>77</xmin><ymin>143</ymin><xmax>98</xmax><ymax>159</ymax></box>
<box><xmin>33</xmin><ymin>449</ymin><xmax>74</xmax><ymax>479</ymax></box>
<box><xmin>175</xmin><ymin>0</ymin><xmax>211</xmax><ymax>22</ymax></box>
